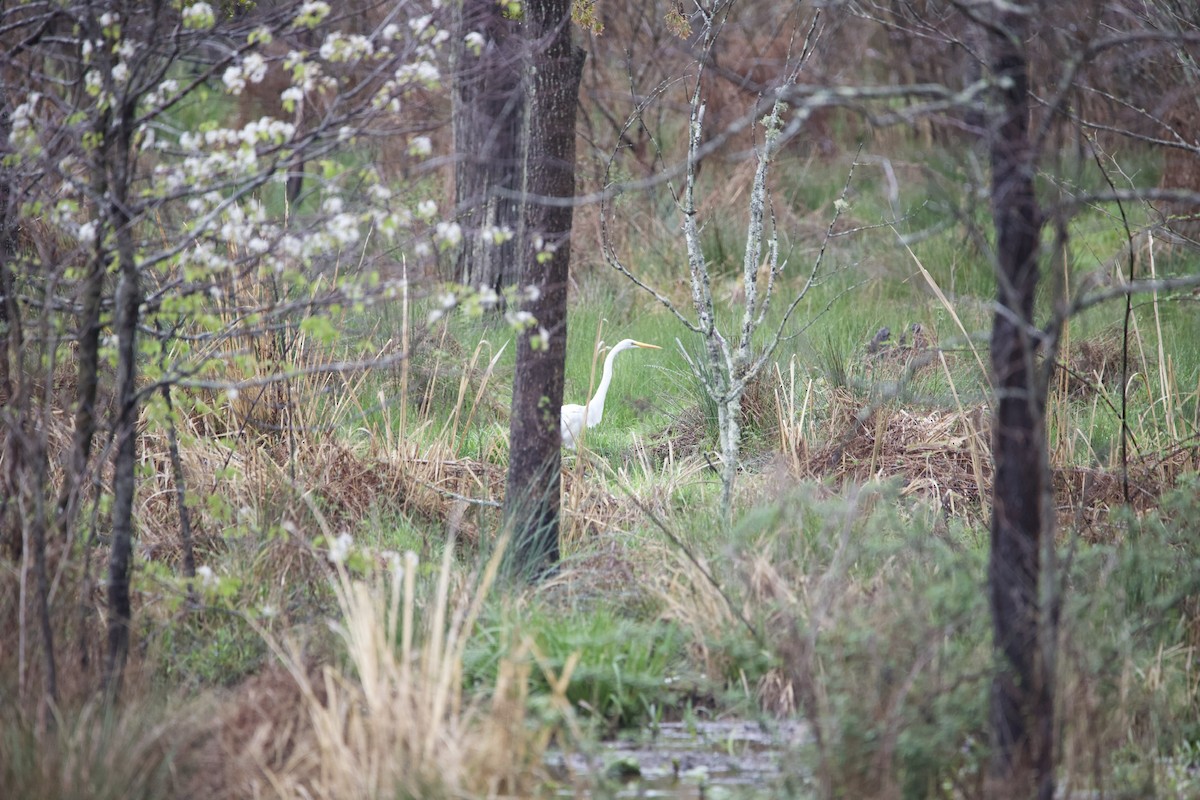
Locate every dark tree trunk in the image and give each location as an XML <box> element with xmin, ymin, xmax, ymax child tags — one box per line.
<box><xmin>103</xmin><ymin>100</ymin><xmax>140</xmax><ymax>697</ymax></box>
<box><xmin>0</xmin><ymin>88</ymin><xmax>19</xmax><ymax>562</ymax></box>
<box><xmin>29</xmin><ymin>451</ymin><xmax>57</xmax><ymax>711</ymax></box>
<box><xmin>986</xmin><ymin>9</ymin><xmax>1055</xmax><ymax>800</ymax></box>
<box><xmin>452</xmin><ymin>0</ymin><xmax>525</xmax><ymax>294</ymax></box>
<box><xmin>0</xmin><ymin>89</ymin><xmax>14</xmax><ymax>408</ymax></box>
<box><xmin>55</xmin><ymin>163</ymin><xmax>107</xmax><ymax>542</ymax></box>
<box><xmin>501</xmin><ymin>0</ymin><xmax>584</xmax><ymax>579</ymax></box>
<box><xmin>161</xmin><ymin>382</ymin><xmax>197</xmax><ymax>584</ymax></box>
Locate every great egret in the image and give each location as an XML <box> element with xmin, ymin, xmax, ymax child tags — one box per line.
<box><xmin>561</xmin><ymin>338</ymin><xmax>661</xmax><ymax>450</ymax></box>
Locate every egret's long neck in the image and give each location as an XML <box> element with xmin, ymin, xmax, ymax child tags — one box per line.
<box><xmin>585</xmin><ymin>347</ymin><xmax>620</xmax><ymax>426</ymax></box>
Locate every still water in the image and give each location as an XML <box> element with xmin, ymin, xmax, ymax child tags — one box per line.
<box><xmin>549</xmin><ymin>719</ymin><xmax>810</xmax><ymax>799</ymax></box>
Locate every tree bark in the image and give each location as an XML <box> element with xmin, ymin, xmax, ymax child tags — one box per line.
<box><xmin>55</xmin><ymin>158</ymin><xmax>107</xmax><ymax>543</ymax></box>
<box><xmin>986</xmin><ymin>8</ymin><xmax>1054</xmax><ymax>799</ymax></box>
<box><xmin>501</xmin><ymin>0</ymin><xmax>584</xmax><ymax>580</ymax></box>
<box><xmin>0</xmin><ymin>89</ymin><xmax>15</xmax><ymax>408</ymax></box>
<box><xmin>0</xmin><ymin>84</ymin><xmax>21</xmax><ymax>560</ymax></box>
<box><xmin>453</xmin><ymin>0</ymin><xmax>525</xmax><ymax>294</ymax></box>
<box><xmin>103</xmin><ymin>98</ymin><xmax>141</xmax><ymax>697</ymax></box>
<box><xmin>162</xmin><ymin>382</ymin><xmax>197</xmax><ymax>584</ymax></box>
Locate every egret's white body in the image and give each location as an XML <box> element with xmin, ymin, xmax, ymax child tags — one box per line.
<box><xmin>561</xmin><ymin>338</ymin><xmax>661</xmax><ymax>450</ymax></box>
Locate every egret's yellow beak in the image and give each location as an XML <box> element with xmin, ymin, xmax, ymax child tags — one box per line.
<box><xmin>631</xmin><ymin>341</ymin><xmax>662</xmax><ymax>350</ymax></box>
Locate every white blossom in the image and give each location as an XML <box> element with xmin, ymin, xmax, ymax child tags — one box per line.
<box><xmin>416</xmin><ymin>199</ymin><xmax>437</xmax><ymax>220</ymax></box>
<box><xmin>395</xmin><ymin>61</ymin><xmax>440</xmax><ymax>87</ymax></box>
<box><xmin>182</xmin><ymin>2</ymin><xmax>216</xmax><ymax>29</ymax></box>
<box><xmin>483</xmin><ymin>225</ymin><xmax>513</xmax><ymax>245</ymax></box>
<box><xmin>222</xmin><ymin>65</ymin><xmax>246</xmax><ymax>95</ymax></box>
<box><xmin>78</xmin><ymin>221</ymin><xmax>97</xmax><ymax>244</ymax></box>
<box><xmin>478</xmin><ymin>286</ymin><xmax>500</xmax><ymax>309</ymax></box>
<box><xmin>464</xmin><ymin>31</ymin><xmax>486</xmax><ymax>56</ymax></box>
<box><xmin>318</xmin><ymin>32</ymin><xmax>341</xmax><ymax>60</ymax></box>
<box><xmin>279</xmin><ymin>235</ymin><xmax>302</xmax><ymax>258</ymax></box>
<box><xmin>295</xmin><ymin>1</ymin><xmax>331</xmax><ymax>28</ymax></box>
<box><xmin>434</xmin><ymin>221</ymin><xmax>462</xmax><ymax>248</ymax></box>
<box><xmin>327</xmin><ymin>213</ymin><xmax>360</xmax><ymax>245</ymax></box>
<box><xmin>319</xmin><ymin>31</ymin><xmax>374</xmax><ymax>62</ymax></box>
<box><xmin>281</xmin><ymin>86</ymin><xmax>303</xmax><ymax>109</ymax></box>
<box><xmin>242</xmin><ymin>52</ymin><xmax>268</xmax><ymax>84</ymax></box>
<box><xmin>366</xmin><ymin>183</ymin><xmax>392</xmax><ymax>202</ymax></box>
<box><xmin>408</xmin><ymin>136</ymin><xmax>432</xmax><ymax>157</ymax></box>
<box><xmin>84</xmin><ymin>70</ymin><xmax>103</xmax><ymax>96</ymax></box>
<box><xmin>10</xmin><ymin>94</ymin><xmax>38</xmax><ymax>132</ymax></box>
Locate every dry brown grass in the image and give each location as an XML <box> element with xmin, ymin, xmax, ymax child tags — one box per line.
<box><xmin>196</xmin><ymin>544</ymin><xmax>559</xmax><ymax>800</ymax></box>
<box><xmin>793</xmin><ymin>389</ymin><xmax>1198</xmax><ymax>534</ymax></box>
<box><xmin>806</xmin><ymin>388</ymin><xmax>991</xmax><ymax>521</ymax></box>
<box><xmin>1056</xmin><ymin>326</ymin><xmax>1127</xmax><ymax>398</ymax></box>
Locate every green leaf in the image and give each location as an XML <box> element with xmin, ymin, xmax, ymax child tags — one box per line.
<box><xmin>300</xmin><ymin>315</ymin><xmax>337</xmax><ymax>345</ymax></box>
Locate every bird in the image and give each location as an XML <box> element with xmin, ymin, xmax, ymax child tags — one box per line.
<box><xmin>561</xmin><ymin>338</ymin><xmax>661</xmax><ymax>450</ymax></box>
<box><xmin>867</xmin><ymin>326</ymin><xmax>891</xmax><ymax>355</ymax></box>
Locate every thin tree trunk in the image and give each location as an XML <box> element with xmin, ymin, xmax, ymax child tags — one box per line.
<box><xmin>0</xmin><ymin>89</ymin><xmax>14</xmax><ymax>408</ymax></box>
<box><xmin>161</xmin><ymin>383</ymin><xmax>197</xmax><ymax>584</ymax></box>
<box><xmin>104</xmin><ymin>247</ymin><xmax>138</xmax><ymax>695</ymax></box>
<box><xmin>59</xmin><ymin>226</ymin><xmax>105</xmax><ymax>679</ymax></box>
<box><xmin>55</xmin><ymin>207</ymin><xmax>106</xmax><ymax>540</ymax></box>
<box><xmin>0</xmin><ymin>85</ymin><xmax>21</xmax><ymax>559</ymax></box>
<box><xmin>103</xmin><ymin>100</ymin><xmax>141</xmax><ymax>697</ymax></box>
<box><xmin>986</xmin><ymin>8</ymin><xmax>1054</xmax><ymax>799</ymax></box>
<box><xmin>501</xmin><ymin>0</ymin><xmax>584</xmax><ymax>579</ymax></box>
<box><xmin>718</xmin><ymin>394</ymin><xmax>742</xmax><ymax>519</ymax></box>
<box><xmin>453</xmin><ymin>0</ymin><xmax>524</xmax><ymax>294</ymax></box>
<box><xmin>29</xmin><ymin>447</ymin><xmax>58</xmax><ymax>713</ymax></box>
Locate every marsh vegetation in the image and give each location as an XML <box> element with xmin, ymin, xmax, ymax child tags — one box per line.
<box><xmin>2</xmin><ymin>1</ymin><xmax>1200</xmax><ymax>798</ymax></box>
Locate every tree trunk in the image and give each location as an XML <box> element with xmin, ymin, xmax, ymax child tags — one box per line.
<box><xmin>0</xmin><ymin>89</ymin><xmax>14</xmax><ymax>408</ymax></box>
<box><xmin>0</xmin><ymin>85</ymin><xmax>20</xmax><ymax>559</ymax></box>
<box><xmin>56</xmin><ymin>195</ymin><xmax>106</xmax><ymax>542</ymax></box>
<box><xmin>29</xmin><ymin>451</ymin><xmax>58</xmax><ymax>713</ymax></box>
<box><xmin>501</xmin><ymin>0</ymin><xmax>584</xmax><ymax>580</ymax></box>
<box><xmin>986</xmin><ymin>9</ymin><xmax>1054</xmax><ymax>799</ymax></box>
<box><xmin>718</xmin><ymin>393</ymin><xmax>742</xmax><ymax>520</ymax></box>
<box><xmin>103</xmin><ymin>101</ymin><xmax>140</xmax><ymax>697</ymax></box>
<box><xmin>453</xmin><ymin>0</ymin><xmax>524</xmax><ymax>294</ymax></box>
<box><xmin>161</xmin><ymin>383</ymin><xmax>197</xmax><ymax>584</ymax></box>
